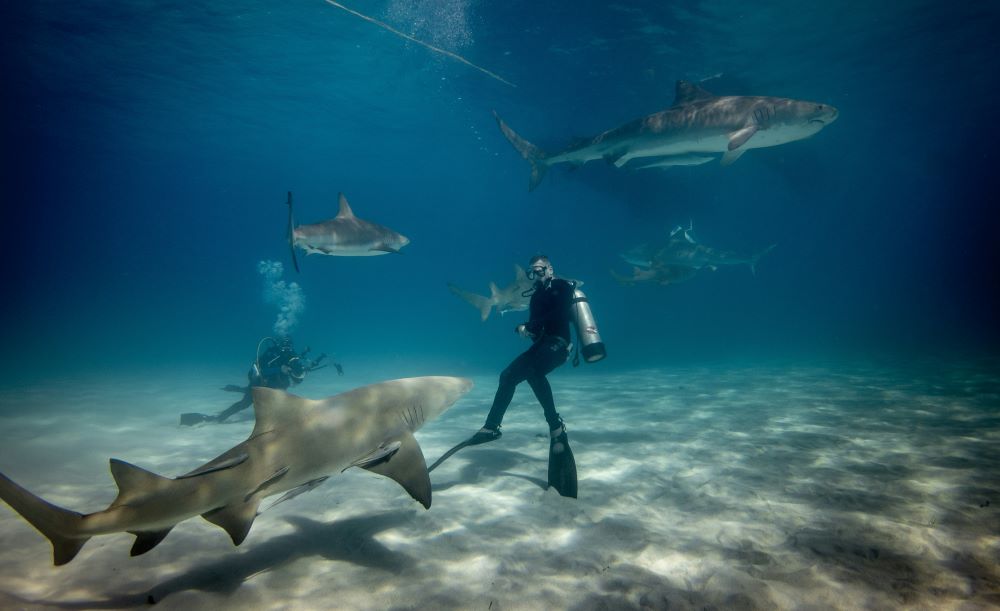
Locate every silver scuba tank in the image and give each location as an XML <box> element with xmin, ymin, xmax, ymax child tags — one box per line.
<box><xmin>571</xmin><ymin>287</ymin><xmax>606</xmax><ymax>363</ymax></box>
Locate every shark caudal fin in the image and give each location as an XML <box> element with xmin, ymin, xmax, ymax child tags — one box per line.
<box><xmin>286</xmin><ymin>191</ymin><xmax>300</xmax><ymax>273</ymax></box>
<box><xmin>0</xmin><ymin>471</ymin><xmax>88</xmax><ymax>565</ymax></box>
<box><xmin>750</xmin><ymin>244</ymin><xmax>777</xmax><ymax>276</ymax></box>
<box><xmin>448</xmin><ymin>283</ymin><xmax>494</xmax><ymax>321</ymax></box>
<box><xmin>493</xmin><ymin>110</ymin><xmax>548</xmax><ymax>191</ymax></box>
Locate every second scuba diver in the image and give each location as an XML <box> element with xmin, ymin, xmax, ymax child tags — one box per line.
<box><xmin>179</xmin><ymin>336</ymin><xmax>342</xmax><ymax>426</ymax></box>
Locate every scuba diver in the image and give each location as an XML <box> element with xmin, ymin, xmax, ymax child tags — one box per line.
<box><xmin>429</xmin><ymin>255</ymin><xmax>605</xmax><ymax>498</ymax></box>
<box><xmin>179</xmin><ymin>336</ymin><xmax>342</xmax><ymax>426</ymax></box>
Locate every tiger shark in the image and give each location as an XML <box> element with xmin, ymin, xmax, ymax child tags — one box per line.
<box><xmin>287</xmin><ymin>191</ymin><xmax>410</xmax><ymax>272</ymax></box>
<box><xmin>0</xmin><ymin>376</ymin><xmax>472</xmax><ymax>565</ymax></box>
<box><xmin>494</xmin><ymin>80</ymin><xmax>839</xmax><ymax>190</ymax></box>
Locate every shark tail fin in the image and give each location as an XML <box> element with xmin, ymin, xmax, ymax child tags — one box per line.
<box><xmin>448</xmin><ymin>283</ymin><xmax>493</xmax><ymax>321</ymax></box>
<box><xmin>287</xmin><ymin>191</ymin><xmax>300</xmax><ymax>273</ymax></box>
<box><xmin>0</xmin><ymin>471</ymin><xmax>88</xmax><ymax>565</ymax></box>
<box><xmin>493</xmin><ymin>110</ymin><xmax>548</xmax><ymax>191</ymax></box>
<box><xmin>750</xmin><ymin>244</ymin><xmax>777</xmax><ymax>276</ymax></box>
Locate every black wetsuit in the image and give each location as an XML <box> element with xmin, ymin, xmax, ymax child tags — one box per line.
<box><xmin>484</xmin><ymin>278</ymin><xmax>575</xmax><ymax>431</ymax></box>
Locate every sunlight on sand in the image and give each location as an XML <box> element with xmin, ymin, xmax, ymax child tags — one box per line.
<box><xmin>0</xmin><ymin>361</ymin><xmax>997</xmax><ymax>609</ymax></box>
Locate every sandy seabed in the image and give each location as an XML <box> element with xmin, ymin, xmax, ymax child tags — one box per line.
<box><xmin>0</xmin><ymin>360</ymin><xmax>997</xmax><ymax>610</ymax></box>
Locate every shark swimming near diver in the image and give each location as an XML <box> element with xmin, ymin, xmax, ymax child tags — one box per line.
<box><xmin>0</xmin><ymin>376</ymin><xmax>472</xmax><ymax>565</ymax></box>
<box><xmin>287</xmin><ymin>191</ymin><xmax>410</xmax><ymax>272</ymax></box>
<box><xmin>448</xmin><ymin>265</ymin><xmax>534</xmax><ymax>321</ymax></box>
<box><xmin>494</xmin><ymin>80</ymin><xmax>839</xmax><ymax>190</ymax></box>
<box><xmin>449</xmin><ymin>265</ymin><xmax>585</xmax><ymax>321</ymax></box>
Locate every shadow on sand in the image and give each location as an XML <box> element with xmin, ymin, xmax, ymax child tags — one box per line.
<box><xmin>31</xmin><ymin>511</ymin><xmax>416</xmax><ymax>608</ymax></box>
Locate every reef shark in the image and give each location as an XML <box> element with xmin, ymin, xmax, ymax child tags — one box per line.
<box><xmin>449</xmin><ymin>265</ymin><xmax>584</xmax><ymax>321</ymax></box>
<box><xmin>0</xmin><ymin>376</ymin><xmax>472</xmax><ymax>565</ymax></box>
<box><xmin>287</xmin><ymin>192</ymin><xmax>410</xmax><ymax>272</ymax></box>
<box><xmin>448</xmin><ymin>265</ymin><xmax>533</xmax><ymax>321</ymax></box>
<box><xmin>655</xmin><ymin>224</ymin><xmax>776</xmax><ymax>275</ymax></box>
<box><xmin>494</xmin><ymin>80</ymin><xmax>839</xmax><ymax>190</ymax></box>
<box><xmin>622</xmin><ymin>224</ymin><xmax>775</xmax><ymax>275</ymax></box>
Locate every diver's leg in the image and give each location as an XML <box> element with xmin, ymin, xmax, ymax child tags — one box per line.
<box><xmin>482</xmin><ymin>348</ymin><xmax>536</xmax><ymax>431</ymax></box>
<box><xmin>215</xmin><ymin>391</ymin><xmax>253</xmax><ymax>423</ymax></box>
<box><xmin>526</xmin><ymin>375</ymin><xmax>562</xmax><ymax>430</ymax></box>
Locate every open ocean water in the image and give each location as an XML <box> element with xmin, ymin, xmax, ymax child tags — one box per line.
<box><xmin>0</xmin><ymin>1</ymin><xmax>998</xmax><ymax>609</ymax></box>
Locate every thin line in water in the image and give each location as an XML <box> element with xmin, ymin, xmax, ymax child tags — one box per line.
<box><xmin>321</xmin><ymin>0</ymin><xmax>517</xmax><ymax>88</ymax></box>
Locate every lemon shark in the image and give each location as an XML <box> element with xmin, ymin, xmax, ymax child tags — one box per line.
<box><xmin>494</xmin><ymin>80</ymin><xmax>839</xmax><ymax>190</ymax></box>
<box><xmin>287</xmin><ymin>192</ymin><xmax>410</xmax><ymax>272</ymax></box>
<box><xmin>0</xmin><ymin>376</ymin><xmax>472</xmax><ymax>565</ymax></box>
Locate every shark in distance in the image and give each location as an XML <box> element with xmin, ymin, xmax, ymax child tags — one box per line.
<box><xmin>287</xmin><ymin>191</ymin><xmax>410</xmax><ymax>272</ymax></box>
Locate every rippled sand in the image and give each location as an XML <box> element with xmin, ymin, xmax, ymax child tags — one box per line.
<box><xmin>0</xmin><ymin>361</ymin><xmax>997</xmax><ymax>610</ymax></box>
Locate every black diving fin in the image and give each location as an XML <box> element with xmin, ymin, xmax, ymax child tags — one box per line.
<box><xmin>547</xmin><ymin>428</ymin><xmax>578</xmax><ymax>498</ymax></box>
<box><xmin>179</xmin><ymin>412</ymin><xmax>217</xmax><ymax>426</ymax></box>
<box><xmin>428</xmin><ymin>429</ymin><xmax>502</xmax><ymax>473</ymax></box>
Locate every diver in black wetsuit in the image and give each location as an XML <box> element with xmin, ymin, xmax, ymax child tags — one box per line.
<box><xmin>471</xmin><ymin>254</ymin><xmax>574</xmax><ymax>444</ymax></box>
<box><xmin>179</xmin><ymin>336</ymin><xmax>342</xmax><ymax>426</ymax></box>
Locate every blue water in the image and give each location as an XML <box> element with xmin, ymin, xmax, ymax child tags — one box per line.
<box><xmin>1</xmin><ymin>0</ymin><xmax>998</xmax><ymax>379</ymax></box>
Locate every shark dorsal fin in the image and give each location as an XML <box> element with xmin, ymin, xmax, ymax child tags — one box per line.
<box><xmin>673</xmin><ymin>80</ymin><xmax>714</xmax><ymax>106</ymax></box>
<box><xmin>514</xmin><ymin>264</ymin><xmax>528</xmax><ymax>283</ymax></box>
<box><xmin>359</xmin><ymin>430</ymin><xmax>432</xmax><ymax>509</ymax></box>
<box><xmin>251</xmin><ymin>387</ymin><xmax>316</xmax><ymax>438</ymax></box>
<box><xmin>109</xmin><ymin>459</ymin><xmax>172</xmax><ymax>506</ymax></box>
<box><xmin>336</xmin><ymin>193</ymin><xmax>355</xmax><ymax>219</ymax></box>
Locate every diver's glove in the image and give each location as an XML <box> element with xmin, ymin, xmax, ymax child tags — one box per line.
<box><xmin>515</xmin><ymin>324</ymin><xmax>535</xmax><ymax>339</ymax></box>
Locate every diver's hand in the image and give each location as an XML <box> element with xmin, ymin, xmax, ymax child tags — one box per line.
<box><xmin>515</xmin><ymin>324</ymin><xmax>535</xmax><ymax>339</ymax></box>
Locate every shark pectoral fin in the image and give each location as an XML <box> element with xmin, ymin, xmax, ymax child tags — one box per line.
<box><xmin>728</xmin><ymin>125</ymin><xmax>758</xmax><ymax>151</ymax></box>
<box><xmin>720</xmin><ymin>147</ymin><xmax>747</xmax><ymax>166</ymax></box>
<box><xmin>243</xmin><ymin>466</ymin><xmax>290</xmax><ymax>502</ymax></box>
<box><xmin>346</xmin><ymin>441</ymin><xmax>402</xmax><ymax>471</ymax></box>
<box><xmin>129</xmin><ymin>527</ymin><xmax>174</xmax><ymax>556</ymax></box>
<box><xmin>176</xmin><ymin>452</ymin><xmax>249</xmax><ymax>479</ymax></box>
<box><xmin>202</xmin><ymin>498</ymin><xmax>261</xmax><ymax>545</ymax></box>
<box><xmin>359</xmin><ymin>431</ymin><xmax>432</xmax><ymax>509</ymax></box>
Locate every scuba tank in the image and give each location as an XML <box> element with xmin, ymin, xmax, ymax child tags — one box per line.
<box><xmin>571</xmin><ymin>287</ymin><xmax>606</xmax><ymax>363</ymax></box>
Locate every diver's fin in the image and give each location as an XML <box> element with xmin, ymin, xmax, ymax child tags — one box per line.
<box><xmin>547</xmin><ymin>434</ymin><xmax>578</xmax><ymax>498</ymax></box>
<box><xmin>287</xmin><ymin>191</ymin><xmax>300</xmax><ymax>273</ymax></box>
<box><xmin>128</xmin><ymin>527</ymin><xmax>174</xmax><ymax>556</ymax></box>
<box><xmin>359</xmin><ymin>431</ymin><xmax>432</xmax><ymax>509</ymax></box>
<box><xmin>179</xmin><ymin>412</ymin><xmax>215</xmax><ymax>426</ymax></box>
<box><xmin>427</xmin><ymin>439</ymin><xmax>474</xmax><ymax>473</ymax></box>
